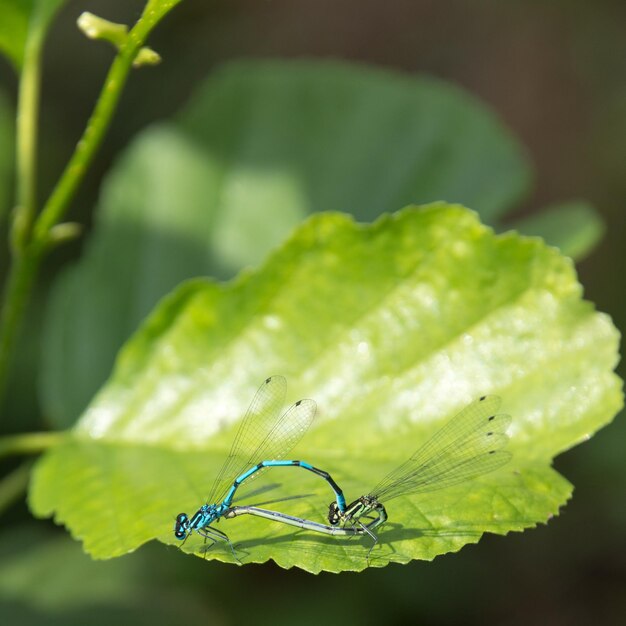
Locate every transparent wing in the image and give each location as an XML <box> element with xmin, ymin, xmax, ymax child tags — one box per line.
<box><xmin>233</xmin><ymin>397</ymin><xmax>318</xmax><ymax>491</ymax></box>
<box><xmin>370</xmin><ymin>396</ymin><xmax>511</xmax><ymax>502</ymax></box>
<box><xmin>206</xmin><ymin>376</ymin><xmax>317</xmax><ymax>504</ymax></box>
<box><xmin>206</xmin><ymin>376</ymin><xmax>286</xmax><ymax>504</ymax></box>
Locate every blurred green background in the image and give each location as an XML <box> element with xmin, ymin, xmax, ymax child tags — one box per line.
<box><xmin>1</xmin><ymin>0</ymin><xmax>625</xmax><ymax>623</ymax></box>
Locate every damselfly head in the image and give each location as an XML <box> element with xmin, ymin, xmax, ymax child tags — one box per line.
<box><xmin>174</xmin><ymin>512</ymin><xmax>189</xmax><ymax>540</ymax></box>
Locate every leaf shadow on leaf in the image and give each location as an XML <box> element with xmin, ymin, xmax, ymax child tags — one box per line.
<box><xmin>193</xmin><ymin>509</ymin><xmax>542</xmax><ymax>571</ymax></box>
<box><xmin>230</xmin><ymin>519</ymin><xmax>496</xmax><ymax>553</ymax></box>
<box><xmin>240</xmin><ymin>493</ymin><xmax>316</xmax><ymax>508</ymax></box>
<box><xmin>217</xmin><ymin>519</ymin><xmax>502</xmax><ymax>565</ymax></box>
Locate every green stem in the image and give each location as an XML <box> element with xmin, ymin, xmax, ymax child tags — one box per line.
<box><xmin>0</xmin><ymin>250</ymin><xmax>40</xmax><ymax>403</ymax></box>
<box><xmin>32</xmin><ymin>47</ymin><xmax>139</xmax><ymax>244</ymax></box>
<box><xmin>12</xmin><ymin>15</ymin><xmax>44</xmax><ymax>253</ymax></box>
<box><xmin>0</xmin><ymin>461</ymin><xmax>33</xmax><ymax>516</ymax></box>
<box><xmin>0</xmin><ymin>431</ymin><xmax>65</xmax><ymax>461</ymax></box>
<box><xmin>0</xmin><ymin>9</ymin><xmax>48</xmax><ymax>404</ymax></box>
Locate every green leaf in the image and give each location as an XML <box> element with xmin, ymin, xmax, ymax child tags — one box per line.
<box><xmin>41</xmin><ymin>60</ymin><xmax>533</xmax><ymax>428</ymax></box>
<box><xmin>0</xmin><ymin>0</ymin><xmax>66</xmax><ymax>70</ymax></box>
<box><xmin>510</xmin><ymin>201</ymin><xmax>605</xmax><ymax>261</ymax></box>
<box><xmin>30</xmin><ymin>204</ymin><xmax>623</xmax><ymax>573</ymax></box>
<box><xmin>0</xmin><ymin>90</ymin><xmax>14</xmax><ymax>222</ymax></box>
<box><xmin>0</xmin><ymin>0</ymin><xmax>31</xmax><ymax>70</ymax></box>
<box><xmin>179</xmin><ymin>60</ymin><xmax>532</xmax><ymax>250</ymax></box>
<box><xmin>0</xmin><ymin>526</ymin><xmax>214</xmax><ymax>623</ymax></box>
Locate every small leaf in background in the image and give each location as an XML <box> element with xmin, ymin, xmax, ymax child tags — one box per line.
<box><xmin>29</xmin><ymin>204</ymin><xmax>623</xmax><ymax>573</ymax></box>
<box><xmin>0</xmin><ymin>90</ymin><xmax>14</xmax><ymax>222</ymax></box>
<box><xmin>0</xmin><ymin>0</ymin><xmax>67</xmax><ymax>71</ymax></box>
<box><xmin>509</xmin><ymin>201</ymin><xmax>605</xmax><ymax>261</ymax></box>
<box><xmin>0</xmin><ymin>526</ymin><xmax>216</xmax><ymax>624</ymax></box>
<box><xmin>40</xmin><ymin>60</ymin><xmax>534</xmax><ymax>429</ymax></box>
<box><xmin>0</xmin><ymin>0</ymin><xmax>31</xmax><ymax>70</ymax></box>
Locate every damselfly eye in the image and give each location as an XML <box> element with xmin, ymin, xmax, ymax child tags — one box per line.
<box><xmin>328</xmin><ymin>503</ymin><xmax>340</xmax><ymax>525</ymax></box>
<box><xmin>174</xmin><ymin>513</ymin><xmax>189</xmax><ymax>540</ymax></box>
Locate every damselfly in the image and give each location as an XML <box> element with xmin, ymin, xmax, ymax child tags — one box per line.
<box><xmin>174</xmin><ymin>376</ymin><xmax>347</xmax><ymax>557</ymax></box>
<box><xmin>327</xmin><ymin>395</ymin><xmax>512</xmax><ymax>557</ymax></box>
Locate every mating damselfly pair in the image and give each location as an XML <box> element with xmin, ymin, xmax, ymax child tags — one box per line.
<box><xmin>174</xmin><ymin>376</ymin><xmax>512</xmax><ymax>563</ymax></box>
